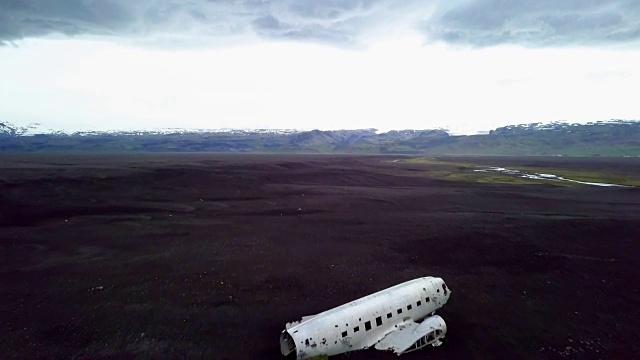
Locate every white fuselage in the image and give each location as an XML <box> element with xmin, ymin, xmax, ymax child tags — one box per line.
<box><xmin>280</xmin><ymin>277</ymin><xmax>450</xmax><ymax>359</ymax></box>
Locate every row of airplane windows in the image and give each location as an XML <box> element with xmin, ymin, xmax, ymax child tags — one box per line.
<box><xmin>302</xmin><ymin>296</ymin><xmax>432</xmax><ymax>346</ymax></box>
<box><xmin>339</xmin><ymin>297</ymin><xmax>430</xmax><ymax>338</ymax></box>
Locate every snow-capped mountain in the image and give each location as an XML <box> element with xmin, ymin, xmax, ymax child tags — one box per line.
<box><xmin>1</xmin><ymin>119</ymin><xmax>639</xmax><ymax>156</ymax></box>
<box><xmin>1</xmin><ymin>121</ymin><xmax>308</xmax><ymax>137</ymax></box>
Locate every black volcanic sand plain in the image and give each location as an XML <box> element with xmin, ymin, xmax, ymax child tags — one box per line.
<box><xmin>1</xmin><ymin>154</ymin><xmax>639</xmax><ymax>359</ymax></box>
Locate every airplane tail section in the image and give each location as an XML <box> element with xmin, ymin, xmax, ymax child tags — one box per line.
<box><xmin>279</xmin><ymin>330</ymin><xmax>297</xmax><ymax>356</ymax></box>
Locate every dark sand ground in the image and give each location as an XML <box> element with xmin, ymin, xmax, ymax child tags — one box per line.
<box><xmin>1</xmin><ymin>154</ymin><xmax>639</xmax><ymax>359</ymax></box>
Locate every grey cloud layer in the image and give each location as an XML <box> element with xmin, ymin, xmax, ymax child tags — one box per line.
<box><xmin>428</xmin><ymin>0</ymin><xmax>640</xmax><ymax>46</ymax></box>
<box><xmin>1</xmin><ymin>0</ymin><xmax>639</xmax><ymax>47</ymax></box>
<box><xmin>0</xmin><ymin>0</ymin><xmax>387</xmax><ymax>45</ymax></box>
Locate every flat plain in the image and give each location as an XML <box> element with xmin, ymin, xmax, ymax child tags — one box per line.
<box><xmin>1</xmin><ymin>154</ymin><xmax>639</xmax><ymax>359</ymax></box>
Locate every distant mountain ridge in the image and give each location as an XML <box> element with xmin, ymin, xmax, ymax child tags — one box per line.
<box><xmin>1</xmin><ymin>120</ymin><xmax>639</xmax><ymax>156</ymax></box>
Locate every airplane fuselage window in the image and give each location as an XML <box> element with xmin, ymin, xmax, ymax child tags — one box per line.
<box><xmin>280</xmin><ymin>277</ymin><xmax>451</xmax><ymax>358</ymax></box>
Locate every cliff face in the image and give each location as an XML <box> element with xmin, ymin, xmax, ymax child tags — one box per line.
<box><xmin>435</xmin><ymin>120</ymin><xmax>640</xmax><ymax>156</ymax></box>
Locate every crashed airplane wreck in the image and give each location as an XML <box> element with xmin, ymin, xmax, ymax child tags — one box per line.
<box><xmin>280</xmin><ymin>277</ymin><xmax>451</xmax><ymax>359</ymax></box>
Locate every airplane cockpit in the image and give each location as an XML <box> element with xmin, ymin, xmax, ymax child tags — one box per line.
<box><xmin>431</xmin><ymin>278</ymin><xmax>451</xmax><ymax>306</ymax></box>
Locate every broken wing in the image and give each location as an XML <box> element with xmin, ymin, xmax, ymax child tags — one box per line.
<box><xmin>374</xmin><ymin>315</ymin><xmax>447</xmax><ymax>355</ymax></box>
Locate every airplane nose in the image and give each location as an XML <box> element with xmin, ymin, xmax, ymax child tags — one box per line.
<box><xmin>441</xmin><ymin>281</ymin><xmax>450</xmax><ymax>302</ymax></box>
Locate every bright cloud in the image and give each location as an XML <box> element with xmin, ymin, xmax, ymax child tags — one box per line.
<box><xmin>0</xmin><ymin>1</ymin><xmax>639</xmax><ymax>134</ymax></box>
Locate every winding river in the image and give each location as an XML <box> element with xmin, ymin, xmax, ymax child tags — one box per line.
<box><xmin>473</xmin><ymin>167</ymin><xmax>631</xmax><ymax>187</ymax></box>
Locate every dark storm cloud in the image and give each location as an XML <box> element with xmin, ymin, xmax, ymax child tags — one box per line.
<box><xmin>1</xmin><ymin>0</ymin><xmax>639</xmax><ymax>47</ymax></box>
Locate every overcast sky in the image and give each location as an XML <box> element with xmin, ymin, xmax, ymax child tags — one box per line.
<box><xmin>1</xmin><ymin>0</ymin><xmax>639</xmax><ymax>134</ymax></box>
